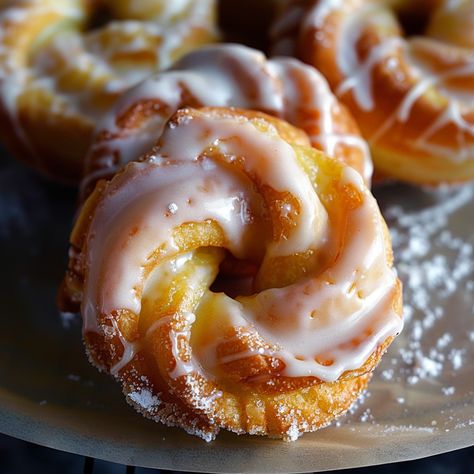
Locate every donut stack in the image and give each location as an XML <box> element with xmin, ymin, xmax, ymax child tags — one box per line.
<box><xmin>9</xmin><ymin>0</ymin><xmax>473</xmax><ymax>441</ymax></box>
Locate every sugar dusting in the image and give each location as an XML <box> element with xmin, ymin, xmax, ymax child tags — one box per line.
<box><xmin>337</xmin><ymin>183</ymin><xmax>474</xmax><ymax>434</ymax></box>
<box><xmin>385</xmin><ymin>183</ymin><xmax>473</xmax><ymax>388</ymax></box>
<box><xmin>114</xmin><ymin>364</ymin><xmax>219</xmax><ymax>442</ymax></box>
<box><xmin>128</xmin><ymin>389</ymin><xmax>162</xmax><ymax>411</ymax></box>
<box><xmin>56</xmin><ymin>182</ymin><xmax>473</xmax><ymax>440</ymax></box>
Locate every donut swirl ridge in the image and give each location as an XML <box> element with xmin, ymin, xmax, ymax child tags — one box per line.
<box><xmin>62</xmin><ymin>107</ymin><xmax>402</xmax><ymax>440</ymax></box>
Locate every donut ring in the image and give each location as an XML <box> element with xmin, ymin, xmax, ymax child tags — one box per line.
<box><xmin>271</xmin><ymin>0</ymin><xmax>474</xmax><ymax>184</ymax></box>
<box><xmin>81</xmin><ymin>44</ymin><xmax>372</xmax><ymax>197</ymax></box>
<box><xmin>0</xmin><ymin>0</ymin><xmax>217</xmax><ymax>183</ymax></box>
<box><xmin>60</xmin><ymin>107</ymin><xmax>403</xmax><ymax>441</ymax></box>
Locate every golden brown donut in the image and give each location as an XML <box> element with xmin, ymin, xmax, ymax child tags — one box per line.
<box><xmin>81</xmin><ymin>44</ymin><xmax>372</xmax><ymax>197</ymax></box>
<box><xmin>0</xmin><ymin>0</ymin><xmax>217</xmax><ymax>183</ymax></box>
<box><xmin>272</xmin><ymin>0</ymin><xmax>474</xmax><ymax>184</ymax></box>
<box><xmin>60</xmin><ymin>107</ymin><xmax>403</xmax><ymax>441</ymax></box>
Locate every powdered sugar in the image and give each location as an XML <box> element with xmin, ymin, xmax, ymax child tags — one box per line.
<box><xmin>336</xmin><ymin>182</ymin><xmax>474</xmax><ymax>433</ymax></box>
<box><xmin>128</xmin><ymin>389</ymin><xmax>162</xmax><ymax>411</ymax></box>
<box><xmin>383</xmin><ymin>183</ymin><xmax>473</xmax><ymax>387</ymax></box>
<box><xmin>442</xmin><ymin>386</ymin><xmax>456</xmax><ymax>396</ymax></box>
<box><xmin>285</xmin><ymin>421</ymin><xmax>302</xmax><ymax>442</ymax></box>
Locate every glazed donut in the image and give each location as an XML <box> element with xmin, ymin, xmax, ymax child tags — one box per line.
<box><xmin>81</xmin><ymin>44</ymin><xmax>372</xmax><ymax>197</ymax></box>
<box><xmin>60</xmin><ymin>107</ymin><xmax>403</xmax><ymax>441</ymax></box>
<box><xmin>271</xmin><ymin>0</ymin><xmax>474</xmax><ymax>184</ymax></box>
<box><xmin>0</xmin><ymin>0</ymin><xmax>217</xmax><ymax>183</ymax></box>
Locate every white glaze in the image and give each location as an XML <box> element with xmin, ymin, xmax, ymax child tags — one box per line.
<box><xmin>193</xmin><ymin>167</ymin><xmax>400</xmax><ymax>381</ymax></box>
<box><xmin>337</xmin><ymin>37</ymin><xmax>403</xmax><ymax>111</ymax></box>
<box><xmin>371</xmin><ymin>60</ymin><xmax>474</xmax><ymax>161</ymax></box>
<box><xmin>82</xmin><ymin>111</ymin><xmax>401</xmax><ymax>382</ymax></box>
<box><xmin>307</xmin><ymin>0</ymin><xmax>474</xmax><ymax>163</ymax></box>
<box><xmin>110</xmin><ymin>318</ymin><xmax>141</xmax><ymax>375</ymax></box>
<box><xmin>82</xmin><ymin>44</ymin><xmax>372</xmax><ymax>194</ymax></box>
<box><xmin>0</xmin><ymin>0</ymin><xmax>216</xmax><ymax>159</ymax></box>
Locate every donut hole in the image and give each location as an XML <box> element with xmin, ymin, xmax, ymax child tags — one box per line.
<box><xmin>218</xmin><ymin>0</ymin><xmax>278</xmax><ymax>50</ymax></box>
<box><xmin>86</xmin><ymin>4</ymin><xmax>113</xmax><ymax>32</ymax></box>
<box><xmin>394</xmin><ymin>3</ymin><xmax>432</xmax><ymax>37</ymax></box>
<box><xmin>210</xmin><ymin>251</ymin><xmax>258</xmax><ymax>298</ymax></box>
<box><xmin>84</xmin><ymin>1</ymin><xmax>148</xmax><ymax>32</ymax></box>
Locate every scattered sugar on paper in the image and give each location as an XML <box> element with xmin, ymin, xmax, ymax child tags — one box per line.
<box><xmin>383</xmin><ymin>184</ymin><xmax>473</xmax><ymax>387</ymax></box>
<box><xmin>336</xmin><ymin>183</ymin><xmax>474</xmax><ymax>432</ymax></box>
<box><xmin>441</xmin><ymin>386</ymin><xmax>455</xmax><ymax>396</ymax></box>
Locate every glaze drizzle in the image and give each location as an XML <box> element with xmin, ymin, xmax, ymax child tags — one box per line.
<box><xmin>82</xmin><ymin>44</ymin><xmax>372</xmax><ymax>194</ymax></box>
<box><xmin>82</xmin><ymin>109</ymin><xmax>402</xmax><ymax>383</ymax></box>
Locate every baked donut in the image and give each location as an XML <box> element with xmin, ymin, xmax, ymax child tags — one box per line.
<box><xmin>271</xmin><ymin>0</ymin><xmax>474</xmax><ymax>184</ymax></box>
<box><xmin>60</xmin><ymin>107</ymin><xmax>403</xmax><ymax>441</ymax></box>
<box><xmin>0</xmin><ymin>0</ymin><xmax>217</xmax><ymax>183</ymax></box>
<box><xmin>81</xmin><ymin>44</ymin><xmax>372</xmax><ymax>197</ymax></box>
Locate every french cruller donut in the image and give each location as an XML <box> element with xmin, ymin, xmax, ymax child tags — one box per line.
<box><xmin>60</xmin><ymin>106</ymin><xmax>403</xmax><ymax>441</ymax></box>
<box><xmin>0</xmin><ymin>0</ymin><xmax>217</xmax><ymax>183</ymax></box>
<box><xmin>81</xmin><ymin>44</ymin><xmax>372</xmax><ymax>197</ymax></box>
<box><xmin>272</xmin><ymin>0</ymin><xmax>474</xmax><ymax>184</ymax></box>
